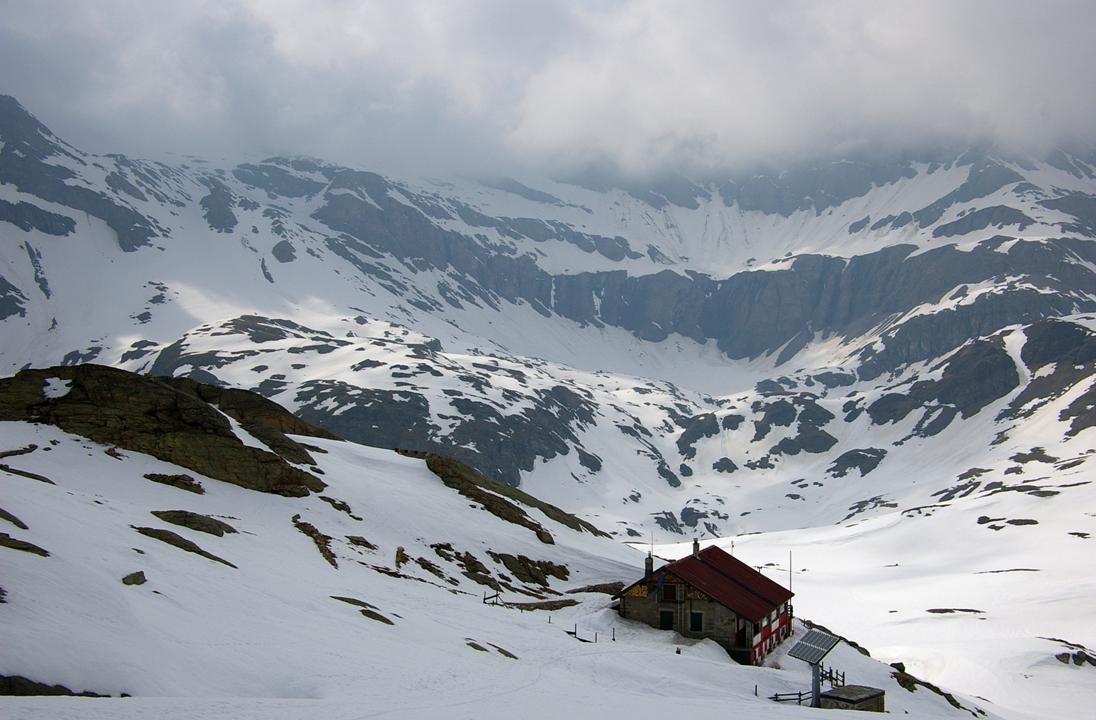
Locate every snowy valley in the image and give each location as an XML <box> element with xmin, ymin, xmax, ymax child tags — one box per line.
<box><xmin>1</xmin><ymin>92</ymin><xmax>1095</xmax><ymax>719</ymax></box>
<box><xmin>1</xmin><ymin>365</ymin><xmax>999</xmax><ymax>720</ymax></box>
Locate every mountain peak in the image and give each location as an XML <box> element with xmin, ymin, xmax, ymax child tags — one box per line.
<box><xmin>0</xmin><ymin>94</ymin><xmax>62</xmax><ymax>160</ymax></box>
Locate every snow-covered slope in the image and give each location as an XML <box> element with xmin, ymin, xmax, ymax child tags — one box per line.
<box><xmin>0</xmin><ymin>368</ymin><xmax>983</xmax><ymax>719</ymax></box>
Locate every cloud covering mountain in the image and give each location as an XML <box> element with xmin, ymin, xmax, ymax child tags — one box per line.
<box><xmin>3</xmin><ymin>0</ymin><xmax>1096</xmax><ymax>176</ymax></box>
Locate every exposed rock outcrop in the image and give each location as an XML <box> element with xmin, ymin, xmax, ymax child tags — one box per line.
<box><xmin>0</xmin><ymin>365</ymin><xmax>326</xmax><ymax>497</ymax></box>
<box><xmin>403</xmin><ymin>449</ymin><xmax>609</xmax><ymax>543</ymax></box>
<box><xmin>150</xmin><ymin>511</ymin><xmax>237</xmax><ymax>537</ymax></box>
<box><xmin>0</xmin><ymin>674</ymin><xmax>112</xmax><ymax>697</ymax></box>
<box><xmin>133</xmin><ymin>526</ymin><xmax>236</xmax><ymax>568</ymax></box>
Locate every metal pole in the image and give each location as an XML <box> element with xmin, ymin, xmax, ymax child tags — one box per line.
<box><xmin>811</xmin><ymin>663</ymin><xmax>821</xmax><ymax>708</ymax></box>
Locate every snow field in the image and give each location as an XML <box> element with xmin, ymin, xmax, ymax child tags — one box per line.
<box><xmin>2</xmin><ymin>421</ymin><xmax>988</xmax><ymax>719</ymax></box>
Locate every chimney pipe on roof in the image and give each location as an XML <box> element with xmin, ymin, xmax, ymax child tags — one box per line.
<box><xmin>644</xmin><ymin>552</ymin><xmax>653</xmax><ymax>577</ymax></box>
<box><xmin>692</xmin><ymin>537</ymin><xmax>700</xmax><ymax>558</ymax></box>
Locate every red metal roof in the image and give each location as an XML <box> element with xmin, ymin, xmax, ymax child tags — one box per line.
<box><xmin>663</xmin><ymin>546</ymin><xmax>793</xmax><ymax>622</ymax></box>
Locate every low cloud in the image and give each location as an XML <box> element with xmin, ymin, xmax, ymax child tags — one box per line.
<box><xmin>2</xmin><ymin>0</ymin><xmax>1094</xmax><ymax>178</ymax></box>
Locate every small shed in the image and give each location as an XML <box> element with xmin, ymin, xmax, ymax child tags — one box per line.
<box><xmin>616</xmin><ymin>540</ymin><xmax>793</xmax><ymax>665</ymax></box>
<box><xmin>819</xmin><ymin>685</ymin><xmax>885</xmax><ymax>712</ymax></box>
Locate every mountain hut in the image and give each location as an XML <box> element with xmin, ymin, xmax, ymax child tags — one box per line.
<box><xmin>615</xmin><ymin>540</ymin><xmax>794</xmax><ymax>665</ymax></box>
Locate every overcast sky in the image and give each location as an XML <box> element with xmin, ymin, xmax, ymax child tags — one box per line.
<box><xmin>2</xmin><ymin>0</ymin><xmax>1095</xmax><ymax>178</ymax></box>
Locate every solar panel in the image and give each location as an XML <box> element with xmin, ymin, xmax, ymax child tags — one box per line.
<box><xmin>788</xmin><ymin>629</ymin><xmax>840</xmax><ymax>665</ymax></box>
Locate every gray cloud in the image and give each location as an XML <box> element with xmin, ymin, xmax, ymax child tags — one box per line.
<box><xmin>2</xmin><ymin>0</ymin><xmax>1094</xmax><ymax>177</ymax></box>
